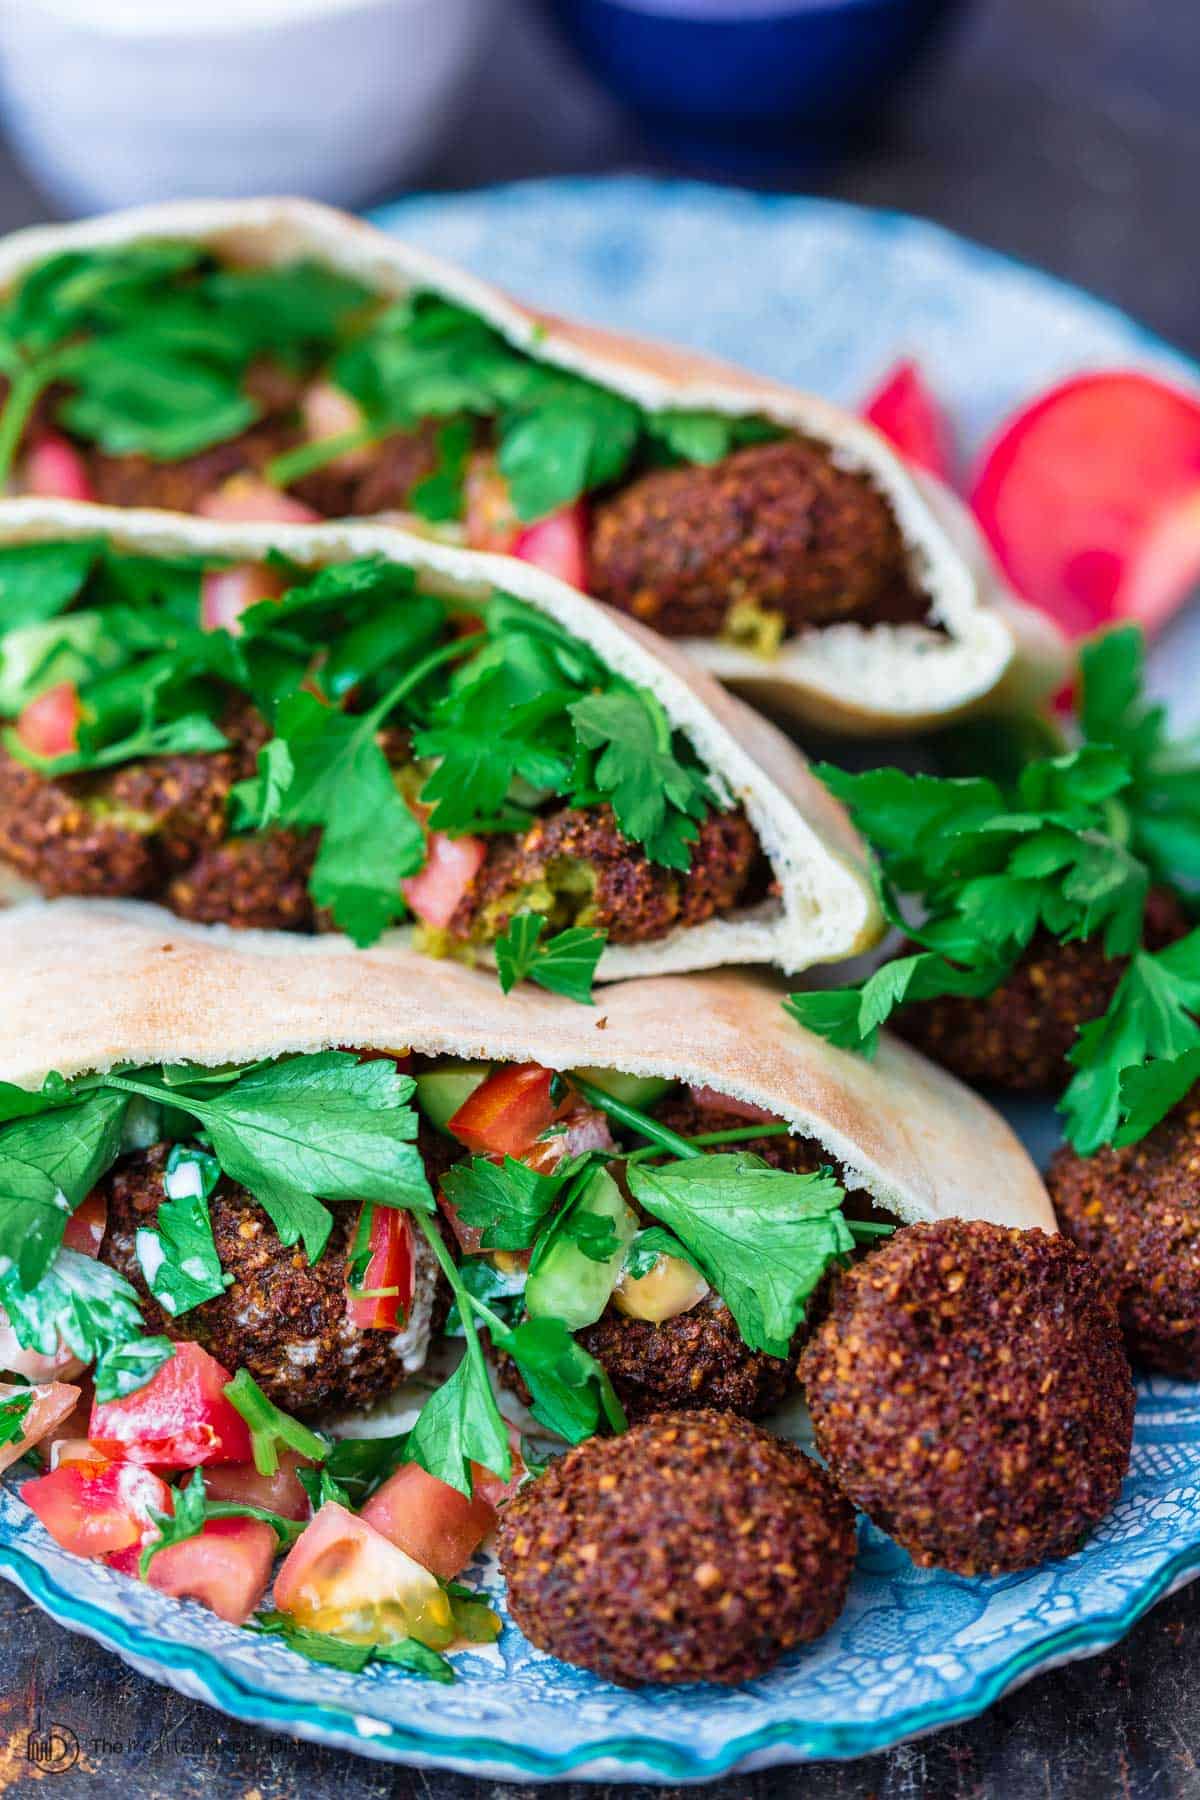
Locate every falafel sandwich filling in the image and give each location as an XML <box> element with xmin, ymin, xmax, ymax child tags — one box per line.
<box><xmin>0</xmin><ymin>535</ymin><xmax>777</xmax><ymax>986</ymax></box>
<box><xmin>0</xmin><ymin>239</ymin><xmax>931</xmax><ymax>652</ymax></box>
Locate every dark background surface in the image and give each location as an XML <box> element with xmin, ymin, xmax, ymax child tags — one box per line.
<box><xmin>2</xmin><ymin>0</ymin><xmax>1199</xmax><ymax>1793</ymax></box>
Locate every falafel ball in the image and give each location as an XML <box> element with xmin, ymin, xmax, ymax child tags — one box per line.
<box><xmin>588</xmin><ymin>438</ymin><xmax>928</xmax><ymax>638</ymax></box>
<box><xmin>1049</xmin><ymin>1091</ymin><xmax>1200</xmax><ymax>1376</ymax></box>
<box><xmin>167</xmin><ymin>828</ymin><xmax>318</xmax><ymax>931</ymax></box>
<box><xmin>896</xmin><ymin>887</ymin><xmax>1190</xmax><ymax>1093</ymax></box>
<box><xmin>98</xmin><ymin>1142</ymin><xmax>446</xmax><ymax>1418</ymax></box>
<box><xmin>576</xmin><ymin>1293</ymin><xmax>796</xmax><ymax>1423</ymax></box>
<box><xmin>450</xmin><ymin>803</ymin><xmax>763</xmax><ymax>948</ymax></box>
<box><xmin>800</xmin><ymin>1219</ymin><xmax>1134</xmax><ymax>1574</ymax></box>
<box><xmin>498</xmin><ymin>1409</ymin><xmax>856</xmax><ymax>1685</ymax></box>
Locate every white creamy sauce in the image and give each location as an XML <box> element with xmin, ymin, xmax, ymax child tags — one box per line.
<box><xmin>163</xmin><ymin>1161</ymin><xmax>204</xmax><ymax>1202</ymax></box>
<box><xmin>134</xmin><ymin>1228</ymin><xmax>164</xmax><ymax>1286</ymax></box>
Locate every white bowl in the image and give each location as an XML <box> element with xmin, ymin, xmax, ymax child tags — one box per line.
<box><xmin>0</xmin><ymin>0</ymin><xmax>495</xmax><ymax>215</ymax></box>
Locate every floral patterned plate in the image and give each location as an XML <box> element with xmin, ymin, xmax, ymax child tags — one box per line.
<box><xmin>3</xmin><ymin>176</ymin><xmax>1199</xmax><ymax>1780</ymax></box>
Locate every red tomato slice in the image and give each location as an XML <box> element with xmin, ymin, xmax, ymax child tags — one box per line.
<box><xmin>970</xmin><ymin>370</ymin><xmax>1200</xmax><ymax>636</ymax></box>
<box><xmin>346</xmin><ymin>1206</ymin><xmax>415</xmax><ymax>1333</ymax></box>
<box><xmin>361</xmin><ymin>1460</ymin><xmax>496</xmax><ymax>1581</ymax></box>
<box><xmin>301</xmin><ymin>379</ymin><xmax>369</xmax><ymax>471</ymax></box>
<box><xmin>471</xmin><ymin>1424</ymin><xmax>527</xmax><ymax>1511</ymax></box>
<box><xmin>202</xmin><ymin>1448</ymin><xmax>312</xmax><ymax>1522</ymax></box>
<box><xmin>687</xmin><ymin>1084</ymin><xmax>781</xmax><ymax>1125</ymax></box>
<box><xmin>274</xmin><ymin>1501</ymin><xmax>452</xmax><ymax>1645</ymax></box>
<box><xmin>401</xmin><ymin>832</ymin><xmax>487</xmax><ymax>929</ymax></box>
<box><xmin>447</xmin><ymin>1063</ymin><xmax>564</xmax><ymax>1158</ymax></box>
<box><xmin>89</xmin><ymin>1342</ymin><xmax>252</xmax><ymax>1469</ymax></box>
<box><xmin>24</xmin><ymin>433</ymin><xmax>97</xmax><ymax>502</ymax></box>
<box><xmin>16</xmin><ymin>682</ymin><xmax>79</xmax><ymax>758</ymax></box>
<box><xmin>62</xmin><ymin>1192</ymin><xmax>106</xmax><ymax>1258</ymax></box>
<box><xmin>200</xmin><ymin>564</ymin><xmax>285</xmax><ymax>634</ymax></box>
<box><xmin>512</xmin><ymin>501</ymin><xmax>588</xmax><ymax>589</ymax></box>
<box><xmin>143</xmin><ymin>1515</ymin><xmax>277</xmax><ymax>1624</ymax></box>
<box><xmin>0</xmin><ymin>1381</ymin><xmax>81</xmax><ymax>1476</ymax></box>
<box><xmin>23</xmin><ymin>1453</ymin><xmax>172</xmax><ymax>1557</ymax></box>
<box><xmin>197</xmin><ymin>475</ymin><xmax>320</xmax><ymax>525</ymax></box>
<box><xmin>464</xmin><ymin>452</ymin><xmax>518</xmax><ymax>551</ymax></box>
<box><xmin>862</xmin><ymin>359</ymin><xmax>954</xmax><ymax>483</ymax></box>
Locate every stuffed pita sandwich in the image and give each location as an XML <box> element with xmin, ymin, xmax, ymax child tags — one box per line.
<box><xmin>0</xmin><ymin>502</ymin><xmax>880</xmax><ymax>981</ymax></box>
<box><xmin>0</xmin><ymin>197</ymin><xmax>1067</xmax><ymax>736</ymax></box>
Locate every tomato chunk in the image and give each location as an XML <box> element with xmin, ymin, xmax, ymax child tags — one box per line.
<box><xmin>274</xmin><ymin>1501</ymin><xmax>453</xmax><ymax>1647</ymax></box>
<box><xmin>448</xmin><ymin>1063</ymin><xmax>564</xmax><ymax>1158</ymax></box>
<box><xmin>361</xmin><ymin>1461</ymin><xmax>496</xmax><ymax>1581</ymax></box>
<box><xmin>23</xmin><ymin>1453</ymin><xmax>172</xmax><ymax>1558</ymax></box>
<box><xmin>24</xmin><ymin>433</ymin><xmax>97</xmax><ymax>502</ymax></box>
<box><xmin>197</xmin><ymin>475</ymin><xmax>320</xmax><ymax>525</ymax></box>
<box><xmin>0</xmin><ymin>1382</ymin><xmax>81</xmax><ymax>1476</ymax></box>
<box><xmin>970</xmin><ymin>370</ymin><xmax>1200</xmax><ymax>636</ymax></box>
<box><xmin>89</xmin><ymin>1343</ymin><xmax>252</xmax><ymax>1469</ymax></box>
<box><xmin>401</xmin><ymin>832</ymin><xmax>487</xmax><ymax>929</ymax></box>
<box><xmin>862</xmin><ymin>359</ymin><xmax>954</xmax><ymax>483</ymax></box>
<box><xmin>16</xmin><ymin>682</ymin><xmax>78</xmax><ymax>758</ymax></box>
<box><xmin>203</xmin><ymin>1448</ymin><xmax>312</xmax><ymax>1522</ymax></box>
<box><xmin>143</xmin><ymin>1516</ymin><xmax>277</xmax><ymax>1623</ymax></box>
<box><xmin>346</xmin><ymin>1206</ymin><xmax>415</xmax><ymax>1333</ymax></box>
<box><xmin>200</xmin><ymin>564</ymin><xmax>284</xmax><ymax>634</ymax></box>
<box><xmin>512</xmin><ymin>501</ymin><xmax>588</xmax><ymax>589</ymax></box>
<box><xmin>301</xmin><ymin>379</ymin><xmax>369</xmax><ymax>469</ymax></box>
<box><xmin>62</xmin><ymin>1192</ymin><xmax>106</xmax><ymax>1258</ymax></box>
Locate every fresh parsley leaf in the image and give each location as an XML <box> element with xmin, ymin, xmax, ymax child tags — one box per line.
<box><xmin>296</xmin><ymin>1465</ymin><xmax>352</xmax><ymax>1512</ymax></box>
<box><xmin>627</xmin><ymin>1155</ymin><xmax>852</xmax><ymax>1358</ymax></box>
<box><xmin>408</xmin><ymin>417</ymin><xmax>473</xmax><ymax>523</ymax></box>
<box><xmin>320</xmin><ymin>1432</ymin><xmax>411</xmax><ymax>1505</ymax></box>
<box><xmin>92</xmin><ymin>1336</ymin><xmax>174</xmax><ymax>1404</ymax></box>
<box><xmin>0</xmin><ymin>540</ymin><xmax>99</xmax><ymax>627</ymax></box>
<box><xmin>223</xmin><ymin>1369</ymin><xmax>330</xmax><ymax>1478</ymax></box>
<box><xmin>251</xmin><ymin>1610</ymin><xmax>456</xmax><ymax>1681</ymax></box>
<box><xmin>785</xmin><ymin>954</ymin><xmax>1008</xmax><ymax>1058</ymax></box>
<box><xmin>570</xmin><ymin>688</ymin><xmax>716</xmax><ymax>870</ymax></box>
<box><xmin>441</xmin><ymin>1154</ymin><xmax>570</xmax><ymax>1252</ymax></box>
<box><xmin>494</xmin><ymin>912</ymin><xmax>606</xmax><ymax>1003</ymax></box>
<box><xmin>0</xmin><ymin>1087</ymin><xmax>129</xmax><ymax>1287</ymax></box>
<box><xmin>372</xmin><ymin>1639</ymin><xmax>456</xmax><ymax>1683</ymax></box>
<box><xmin>442</xmin><ymin>1257</ymin><xmax>527</xmax><ymax>1337</ymax></box>
<box><xmin>134</xmin><ymin>1146</ymin><xmax>229</xmax><ymax>1317</ymax></box>
<box><xmin>405</xmin><ymin>1344</ymin><xmax>512</xmax><ymax>1498</ymax></box>
<box><xmin>0</xmin><ymin>1249</ymin><xmax>144</xmax><ymax>1364</ymax></box>
<box><xmin>1117</xmin><ymin>1044</ymin><xmax>1200</xmax><ymax>1144</ymax></box>
<box><xmin>493</xmin><ymin>1314</ymin><xmax>626</xmax><ymax>1444</ymax></box>
<box><xmin>140</xmin><ymin>1469</ymin><xmax>304</xmax><ymax>1579</ymax></box>
<box><xmin>0</xmin><ymin>1388</ymin><xmax>33</xmax><ymax>1448</ymax></box>
<box><xmin>623</xmin><ymin>1226</ymin><xmax>693</xmax><ymax>1281</ymax></box>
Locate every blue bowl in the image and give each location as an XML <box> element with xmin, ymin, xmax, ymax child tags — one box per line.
<box><xmin>541</xmin><ymin>0</ymin><xmax>966</xmax><ymax>167</ymax></box>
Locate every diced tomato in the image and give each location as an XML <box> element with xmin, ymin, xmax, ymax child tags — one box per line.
<box><xmin>200</xmin><ymin>563</ymin><xmax>284</xmax><ymax>634</ymax></box>
<box><xmin>24</xmin><ymin>433</ymin><xmax>97</xmax><ymax>502</ymax></box>
<box><xmin>197</xmin><ymin>475</ymin><xmax>320</xmax><ymax>525</ymax></box>
<box><xmin>862</xmin><ymin>359</ymin><xmax>954</xmax><ymax>483</ymax></box>
<box><xmin>301</xmin><ymin>379</ymin><xmax>369</xmax><ymax>470</ymax></box>
<box><xmin>447</xmin><ymin>1063</ymin><xmax>565</xmax><ymax>1158</ymax></box>
<box><xmin>436</xmin><ymin>1186</ymin><xmax>485</xmax><ymax>1256</ymax></box>
<box><xmin>512</xmin><ymin>501</ymin><xmax>589</xmax><ymax>590</ymax></box>
<box><xmin>23</xmin><ymin>1452</ymin><xmax>172</xmax><ymax>1558</ymax></box>
<box><xmin>16</xmin><ymin>682</ymin><xmax>78</xmax><ymax>758</ymax></box>
<box><xmin>142</xmin><ymin>1515</ymin><xmax>277</xmax><ymax>1624</ymax></box>
<box><xmin>0</xmin><ymin>1382</ymin><xmax>81</xmax><ymax>1476</ymax></box>
<box><xmin>361</xmin><ymin>1460</ymin><xmax>496</xmax><ymax>1581</ymax></box>
<box><xmin>274</xmin><ymin>1501</ymin><xmax>453</xmax><ymax>1647</ymax></box>
<box><xmin>970</xmin><ymin>370</ymin><xmax>1200</xmax><ymax>637</ymax></box>
<box><xmin>687</xmin><ymin>1084</ymin><xmax>781</xmax><ymax>1124</ymax></box>
<box><xmin>401</xmin><ymin>832</ymin><xmax>487</xmax><ymax>929</ymax></box>
<box><xmin>62</xmin><ymin>1192</ymin><xmax>106</xmax><ymax>1258</ymax></box>
<box><xmin>0</xmin><ymin>1312</ymin><xmax>84</xmax><ymax>1385</ymax></box>
<box><xmin>464</xmin><ymin>452</ymin><xmax>518</xmax><ymax>551</ymax></box>
<box><xmin>89</xmin><ymin>1342</ymin><xmax>252</xmax><ymax>1469</ymax></box>
<box><xmin>346</xmin><ymin>1206</ymin><xmax>415</xmax><ymax>1333</ymax></box>
<box><xmin>203</xmin><ymin>1448</ymin><xmax>312</xmax><ymax>1522</ymax></box>
<box><xmin>471</xmin><ymin>1423</ymin><xmax>527</xmax><ymax>1511</ymax></box>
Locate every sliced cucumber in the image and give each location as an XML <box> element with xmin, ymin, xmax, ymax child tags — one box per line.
<box><xmin>524</xmin><ymin>1168</ymin><xmax>638</xmax><ymax>1332</ymax></box>
<box><xmin>570</xmin><ymin>1067</ymin><xmax>675</xmax><ymax>1110</ymax></box>
<box><xmin>415</xmin><ymin>1062</ymin><xmax>491</xmax><ymax>1136</ymax></box>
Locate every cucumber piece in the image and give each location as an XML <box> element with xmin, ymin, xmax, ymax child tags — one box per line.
<box><xmin>570</xmin><ymin>1067</ymin><xmax>675</xmax><ymax>1110</ymax></box>
<box><xmin>525</xmin><ymin>1169</ymin><xmax>638</xmax><ymax>1332</ymax></box>
<box><xmin>415</xmin><ymin>1062</ymin><xmax>491</xmax><ymax>1136</ymax></box>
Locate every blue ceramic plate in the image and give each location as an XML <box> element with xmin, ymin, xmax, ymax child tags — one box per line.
<box><xmin>4</xmin><ymin>177</ymin><xmax>1200</xmax><ymax>1782</ymax></box>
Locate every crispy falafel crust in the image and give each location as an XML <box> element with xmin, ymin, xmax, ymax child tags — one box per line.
<box><xmin>498</xmin><ymin>1409</ymin><xmax>856</xmax><ymax>1685</ymax></box>
<box><xmin>98</xmin><ymin>1141</ymin><xmax>446</xmax><ymax>1418</ymax></box>
<box><xmin>1049</xmin><ymin>1093</ymin><xmax>1200</xmax><ymax>1377</ymax></box>
<box><xmin>589</xmin><ymin>438</ymin><xmax>928</xmax><ymax>637</ymax></box>
<box><xmin>576</xmin><ymin>1296</ymin><xmax>795</xmax><ymax>1422</ymax></box>
<box><xmin>896</xmin><ymin>888</ymin><xmax>1189</xmax><ymax>1093</ymax></box>
<box><xmin>801</xmin><ymin>1220</ymin><xmax>1133</xmax><ymax>1575</ymax></box>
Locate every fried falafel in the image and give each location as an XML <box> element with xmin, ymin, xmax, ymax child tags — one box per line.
<box><xmin>1049</xmin><ymin>1091</ymin><xmax>1200</xmax><ymax>1377</ymax></box>
<box><xmin>801</xmin><ymin>1219</ymin><xmax>1134</xmax><ymax>1574</ymax></box>
<box><xmin>498</xmin><ymin>1409</ymin><xmax>857</xmax><ymax>1685</ymax></box>
<box><xmin>98</xmin><ymin>1143</ymin><xmax>445</xmax><ymax>1418</ymax></box>
<box><xmin>588</xmin><ymin>438</ymin><xmax>928</xmax><ymax>638</ymax></box>
<box><xmin>896</xmin><ymin>887</ymin><xmax>1190</xmax><ymax>1093</ymax></box>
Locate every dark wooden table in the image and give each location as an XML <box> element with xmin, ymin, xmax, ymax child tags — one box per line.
<box><xmin>2</xmin><ymin>0</ymin><xmax>1198</xmax><ymax>1792</ymax></box>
